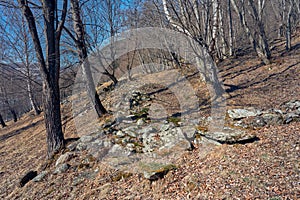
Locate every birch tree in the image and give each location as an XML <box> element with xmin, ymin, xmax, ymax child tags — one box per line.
<box><xmin>231</xmin><ymin>0</ymin><xmax>270</xmax><ymax>64</ymax></box>
<box><xmin>69</xmin><ymin>0</ymin><xmax>107</xmax><ymax>117</ymax></box>
<box><xmin>0</xmin><ymin>7</ymin><xmax>41</xmax><ymax>115</ymax></box>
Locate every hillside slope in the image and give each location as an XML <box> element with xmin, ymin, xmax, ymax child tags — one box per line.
<box><xmin>0</xmin><ymin>35</ymin><xmax>299</xmax><ymax>199</ymax></box>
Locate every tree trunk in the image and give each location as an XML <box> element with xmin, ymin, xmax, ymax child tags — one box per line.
<box><xmin>43</xmin><ymin>81</ymin><xmax>64</xmax><ymax>156</ymax></box>
<box><xmin>70</xmin><ymin>0</ymin><xmax>107</xmax><ymax>117</ymax></box>
<box><xmin>231</xmin><ymin>0</ymin><xmax>270</xmax><ymax>64</ymax></box>
<box><xmin>23</xmin><ymin>16</ymin><xmax>41</xmax><ymax>116</ymax></box>
<box><xmin>209</xmin><ymin>0</ymin><xmax>219</xmax><ymax>54</ymax></box>
<box><xmin>19</xmin><ymin>0</ymin><xmax>66</xmax><ymax>158</ymax></box>
<box><xmin>286</xmin><ymin>1</ymin><xmax>293</xmax><ymax>51</ymax></box>
<box><xmin>27</xmin><ymin>79</ymin><xmax>41</xmax><ymax>115</ymax></box>
<box><xmin>10</xmin><ymin>109</ymin><xmax>18</xmax><ymax>122</ymax></box>
<box><xmin>218</xmin><ymin>5</ymin><xmax>226</xmax><ymax>59</ymax></box>
<box><xmin>0</xmin><ymin>114</ymin><xmax>6</xmax><ymax>128</ymax></box>
<box><xmin>248</xmin><ymin>0</ymin><xmax>271</xmax><ymax>62</ymax></box>
<box><xmin>228</xmin><ymin>0</ymin><xmax>234</xmax><ymax>56</ymax></box>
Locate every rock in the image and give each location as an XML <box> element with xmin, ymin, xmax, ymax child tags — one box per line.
<box><xmin>19</xmin><ymin>170</ymin><xmax>37</xmax><ymax>187</ymax></box>
<box><xmin>72</xmin><ymin>177</ymin><xmax>85</xmax><ymax>186</ymax></box>
<box><xmin>102</xmin><ymin>120</ymin><xmax>116</xmax><ymax>129</ymax></box>
<box><xmin>252</xmin><ymin>116</ymin><xmax>266</xmax><ymax>127</ymax></box>
<box><xmin>55</xmin><ymin>152</ymin><xmax>74</xmax><ymax>166</ymax></box>
<box><xmin>116</xmin><ymin>130</ymin><xmax>125</xmax><ymax>138</ymax></box>
<box><xmin>32</xmin><ymin>171</ymin><xmax>48</xmax><ymax>182</ymax></box>
<box><xmin>228</xmin><ymin>108</ymin><xmax>262</xmax><ymax>120</ymax></box>
<box><xmin>136</xmin><ymin>118</ymin><xmax>145</xmax><ymax>126</ymax></box>
<box><xmin>139</xmin><ymin>126</ymin><xmax>157</xmax><ymax>135</ymax></box>
<box><xmin>194</xmin><ymin>136</ymin><xmax>221</xmax><ymax>146</ymax></box>
<box><xmin>140</xmin><ymin>163</ymin><xmax>177</xmax><ymax>181</ymax></box>
<box><xmin>284</xmin><ymin>100</ymin><xmax>300</xmax><ymax>110</ymax></box>
<box><xmin>262</xmin><ymin>113</ymin><xmax>283</xmax><ymax>125</ymax></box>
<box><xmin>67</xmin><ymin>141</ymin><xmax>78</xmax><ymax>151</ymax></box>
<box><xmin>160</xmin><ymin>123</ymin><xmax>174</xmax><ymax>131</ymax></box>
<box><xmin>142</xmin><ymin>126</ymin><xmax>194</xmax><ymax>153</ymax></box>
<box><xmin>76</xmin><ymin>142</ymin><xmax>87</xmax><ymax>151</ymax></box>
<box><xmin>54</xmin><ymin>163</ymin><xmax>70</xmax><ymax>174</ymax></box>
<box><xmin>127</xmin><ymin>131</ymin><xmax>137</xmax><ymax>138</ymax></box>
<box><xmin>80</xmin><ymin>135</ymin><xmax>94</xmax><ymax>143</ymax></box>
<box><xmin>284</xmin><ymin>112</ymin><xmax>300</xmax><ymax>124</ymax></box>
<box><xmin>108</xmin><ymin>144</ymin><xmax>132</xmax><ymax>156</ymax></box>
<box><xmin>123</xmin><ymin>127</ymin><xmax>138</xmax><ymax>138</ymax></box>
<box><xmin>200</xmin><ymin>127</ymin><xmax>257</xmax><ymax>144</ymax></box>
<box><xmin>126</xmin><ymin>143</ymin><xmax>136</xmax><ymax>152</ymax></box>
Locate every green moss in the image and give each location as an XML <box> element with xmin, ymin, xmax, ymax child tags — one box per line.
<box><xmin>139</xmin><ymin>162</ymin><xmax>177</xmax><ymax>173</ymax></box>
<box><xmin>132</xmin><ymin>107</ymin><xmax>149</xmax><ymax>119</ymax></box>
<box><xmin>111</xmin><ymin>171</ymin><xmax>133</xmax><ymax>182</ymax></box>
<box><xmin>167</xmin><ymin>116</ymin><xmax>181</xmax><ymax>126</ymax></box>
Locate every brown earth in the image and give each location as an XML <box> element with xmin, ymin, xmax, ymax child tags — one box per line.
<box><xmin>0</xmin><ymin>34</ymin><xmax>299</xmax><ymax>199</ymax></box>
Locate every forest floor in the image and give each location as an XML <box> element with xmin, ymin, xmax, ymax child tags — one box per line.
<box><xmin>0</xmin><ymin>34</ymin><xmax>299</xmax><ymax>199</ymax></box>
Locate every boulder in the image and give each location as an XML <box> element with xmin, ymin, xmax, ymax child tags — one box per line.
<box><xmin>55</xmin><ymin>152</ymin><xmax>74</xmax><ymax>166</ymax></box>
<box><xmin>228</xmin><ymin>108</ymin><xmax>262</xmax><ymax>120</ymax></box>
<box><xmin>139</xmin><ymin>162</ymin><xmax>177</xmax><ymax>181</ymax></box>
<box><xmin>32</xmin><ymin>171</ymin><xmax>48</xmax><ymax>182</ymax></box>
<box><xmin>53</xmin><ymin>163</ymin><xmax>70</xmax><ymax>174</ymax></box>
<box><xmin>199</xmin><ymin>127</ymin><xmax>258</xmax><ymax>144</ymax></box>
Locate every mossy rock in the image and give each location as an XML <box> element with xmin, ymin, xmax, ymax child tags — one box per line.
<box><xmin>139</xmin><ymin>162</ymin><xmax>177</xmax><ymax>181</ymax></box>
<box><xmin>111</xmin><ymin>171</ymin><xmax>133</xmax><ymax>182</ymax></box>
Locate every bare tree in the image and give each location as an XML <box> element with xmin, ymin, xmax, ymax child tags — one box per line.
<box><xmin>231</xmin><ymin>0</ymin><xmax>270</xmax><ymax>64</ymax></box>
<box><xmin>0</xmin><ymin>7</ymin><xmax>41</xmax><ymax>115</ymax></box>
<box><xmin>69</xmin><ymin>0</ymin><xmax>107</xmax><ymax>117</ymax></box>
<box><xmin>18</xmin><ymin>0</ymin><xmax>67</xmax><ymax>157</ymax></box>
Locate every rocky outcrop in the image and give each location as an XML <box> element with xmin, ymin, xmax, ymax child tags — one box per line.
<box><xmin>227</xmin><ymin>100</ymin><xmax>300</xmax><ymax>128</ymax></box>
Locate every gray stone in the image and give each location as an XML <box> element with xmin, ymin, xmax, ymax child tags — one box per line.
<box><xmin>116</xmin><ymin>130</ymin><xmax>125</xmax><ymax>138</ymax></box>
<box><xmin>80</xmin><ymin>135</ymin><xmax>94</xmax><ymax>143</ymax></box>
<box><xmin>55</xmin><ymin>152</ymin><xmax>74</xmax><ymax>166</ymax></box>
<box><xmin>126</xmin><ymin>143</ymin><xmax>136</xmax><ymax>151</ymax></box>
<box><xmin>32</xmin><ymin>171</ymin><xmax>48</xmax><ymax>182</ymax></box>
<box><xmin>228</xmin><ymin>108</ymin><xmax>262</xmax><ymax>120</ymax></box>
<box><xmin>252</xmin><ymin>116</ymin><xmax>266</xmax><ymax>127</ymax></box>
<box><xmin>139</xmin><ymin>126</ymin><xmax>157</xmax><ymax>135</ymax></box>
<box><xmin>53</xmin><ymin>163</ymin><xmax>70</xmax><ymax>174</ymax></box>
<box><xmin>67</xmin><ymin>142</ymin><xmax>78</xmax><ymax>151</ymax></box>
<box><xmin>160</xmin><ymin>123</ymin><xmax>174</xmax><ymax>131</ymax></box>
<box><xmin>123</xmin><ymin>127</ymin><xmax>138</xmax><ymax>137</ymax></box>
<box><xmin>140</xmin><ymin>163</ymin><xmax>176</xmax><ymax>180</ymax></box>
<box><xmin>262</xmin><ymin>113</ymin><xmax>283</xmax><ymax>125</ymax></box>
<box><xmin>284</xmin><ymin>112</ymin><xmax>300</xmax><ymax>124</ymax></box>
<box><xmin>72</xmin><ymin>177</ymin><xmax>85</xmax><ymax>186</ymax></box>
<box><xmin>136</xmin><ymin>118</ymin><xmax>145</xmax><ymax>126</ymax></box>
<box><xmin>126</xmin><ymin>131</ymin><xmax>137</xmax><ymax>138</ymax></box>
<box><xmin>200</xmin><ymin>127</ymin><xmax>257</xmax><ymax>143</ymax></box>
<box><xmin>108</xmin><ymin>144</ymin><xmax>132</xmax><ymax>156</ymax></box>
<box><xmin>194</xmin><ymin>136</ymin><xmax>221</xmax><ymax>146</ymax></box>
<box><xmin>121</xmin><ymin>137</ymin><xmax>130</xmax><ymax>144</ymax></box>
<box><xmin>103</xmin><ymin>120</ymin><xmax>116</xmax><ymax>129</ymax></box>
<box><xmin>76</xmin><ymin>142</ymin><xmax>87</xmax><ymax>151</ymax></box>
<box><xmin>285</xmin><ymin>100</ymin><xmax>300</xmax><ymax>110</ymax></box>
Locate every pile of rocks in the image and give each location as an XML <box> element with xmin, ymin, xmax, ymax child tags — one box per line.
<box><xmin>32</xmin><ymin>95</ymin><xmax>298</xmax><ymax>184</ymax></box>
<box><xmin>227</xmin><ymin>100</ymin><xmax>300</xmax><ymax>128</ymax></box>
